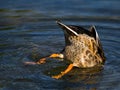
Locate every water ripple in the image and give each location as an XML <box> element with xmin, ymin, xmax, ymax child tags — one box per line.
<box><xmin>0</xmin><ymin>0</ymin><xmax>120</xmax><ymax>90</ymax></box>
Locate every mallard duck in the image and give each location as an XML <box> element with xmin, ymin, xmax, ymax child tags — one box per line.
<box><xmin>25</xmin><ymin>21</ymin><xmax>105</xmax><ymax>79</ymax></box>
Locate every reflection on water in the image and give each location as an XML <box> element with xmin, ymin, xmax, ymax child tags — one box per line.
<box><xmin>0</xmin><ymin>0</ymin><xmax>120</xmax><ymax>90</ymax></box>
<box><xmin>43</xmin><ymin>62</ymin><xmax>104</xmax><ymax>89</ymax></box>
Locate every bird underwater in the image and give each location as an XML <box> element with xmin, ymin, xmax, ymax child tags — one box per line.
<box><xmin>25</xmin><ymin>21</ymin><xmax>105</xmax><ymax>79</ymax></box>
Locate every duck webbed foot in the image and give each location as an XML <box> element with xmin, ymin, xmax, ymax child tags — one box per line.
<box><xmin>52</xmin><ymin>64</ymin><xmax>74</xmax><ymax>79</ymax></box>
<box><xmin>24</xmin><ymin>53</ymin><xmax>64</xmax><ymax>65</ymax></box>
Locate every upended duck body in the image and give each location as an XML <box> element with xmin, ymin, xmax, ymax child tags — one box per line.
<box><xmin>57</xmin><ymin>21</ymin><xmax>105</xmax><ymax>68</ymax></box>
<box><xmin>25</xmin><ymin>21</ymin><xmax>105</xmax><ymax>79</ymax></box>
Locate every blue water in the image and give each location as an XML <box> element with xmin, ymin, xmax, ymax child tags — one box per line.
<box><xmin>0</xmin><ymin>0</ymin><xmax>120</xmax><ymax>90</ymax></box>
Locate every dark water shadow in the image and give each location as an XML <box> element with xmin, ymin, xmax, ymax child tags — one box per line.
<box><xmin>44</xmin><ymin>64</ymin><xmax>104</xmax><ymax>89</ymax></box>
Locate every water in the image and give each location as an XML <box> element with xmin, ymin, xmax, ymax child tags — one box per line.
<box><xmin>0</xmin><ymin>0</ymin><xmax>120</xmax><ymax>90</ymax></box>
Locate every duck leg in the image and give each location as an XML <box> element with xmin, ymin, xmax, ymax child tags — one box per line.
<box><xmin>24</xmin><ymin>53</ymin><xmax>64</xmax><ymax>65</ymax></box>
<box><xmin>36</xmin><ymin>53</ymin><xmax>64</xmax><ymax>64</ymax></box>
<box><xmin>52</xmin><ymin>64</ymin><xmax>74</xmax><ymax>79</ymax></box>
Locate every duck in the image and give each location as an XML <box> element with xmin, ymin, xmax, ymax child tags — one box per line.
<box><xmin>25</xmin><ymin>21</ymin><xmax>105</xmax><ymax>79</ymax></box>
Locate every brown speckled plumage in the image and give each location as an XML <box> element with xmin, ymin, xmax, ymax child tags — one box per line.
<box><xmin>57</xmin><ymin>21</ymin><xmax>105</xmax><ymax>68</ymax></box>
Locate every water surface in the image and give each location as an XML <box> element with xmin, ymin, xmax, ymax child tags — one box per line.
<box><xmin>0</xmin><ymin>0</ymin><xmax>120</xmax><ymax>90</ymax></box>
